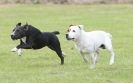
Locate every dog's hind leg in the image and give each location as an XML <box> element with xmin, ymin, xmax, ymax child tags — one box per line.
<box><xmin>48</xmin><ymin>44</ymin><xmax>64</xmax><ymax>65</ymax></box>
<box><xmin>105</xmin><ymin>38</ymin><xmax>115</xmax><ymax>65</ymax></box>
<box><xmin>56</xmin><ymin>50</ymin><xmax>64</xmax><ymax>65</ymax></box>
<box><xmin>107</xmin><ymin>47</ymin><xmax>115</xmax><ymax>65</ymax></box>
<box><xmin>62</xmin><ymin>52</ymin><xmax>66</xmax><ymax>57</ymax></box>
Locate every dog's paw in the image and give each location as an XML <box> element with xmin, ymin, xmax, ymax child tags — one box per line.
<box><xmin>90</xmin><ymin>65</ymin><xmax>96</xmax><ymax>69</ymax></box>
<box><xmin>109</xmin><ymin>60</ymin><xmax>114</xmax><ymax>65</ymax></box>
<box><xmin>17</xmin><ymin>49</ymin><xmax>22</xmax><ymax>56</ymax></box>
<box><xmin>109</xmin><ymin>56</ymin><xmax>114</xmax><ymax>65</ymax></box>
<box><xmin>11</xmin><ymin>47</ymin><xmax>18</xmax><ymax>52</ymax></box>
<box><xmin>62</xmin><ymin>52</ymin><xmax>66</xmax><ymax>57</ymax></box>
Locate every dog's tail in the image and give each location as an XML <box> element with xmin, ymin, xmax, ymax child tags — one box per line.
<box><xmin>52</xmin><ymin>31</ymin><xmax>60</xmax><ymax>35</ymax></box>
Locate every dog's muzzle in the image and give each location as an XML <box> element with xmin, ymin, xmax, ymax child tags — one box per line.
<box><xmin>66</xmin><ymin>34</ymin><xmax>70</xmax><ymax>40</ymax></box>
<box><xmin>66</xmin><ymin>34</ymin><xmax>74</xmax><ymax>40</ymax></box>
<box><xmin>11</xmin><ymin>35</ymin><xmax>18</xmax><ymax>40</ymax></box>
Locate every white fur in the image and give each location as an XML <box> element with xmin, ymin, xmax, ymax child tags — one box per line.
<box><xmin>21</xmin><ymin>37</ymin><xmax>26</xmax><ymax>44</ymax></box>
<box><xmin>11</xmin><ymin>47</ymin><xmax>18</xmax><ymax>52</ymax></box>
<box><xmin>11</xmin><ymin>37</ymin><xmax>26</xmax><ymax>56</ymax></box>
<box><xmin>17</xmin><ymin>49</ymin><xmax>22</xmax><ymax>56</ymax></box>
<box><xmin>62</xmin><ymin>52</ymin><xmax>66</xmax><ymax>57</ymax></box>
<box><xmin>11</xmin><ymin>47</ymin><xmax>22</xmax><ymax>56</ymax></box>
<box><xmin>67</xmin><ymin>25</ymin><xmax>115</xmax><ymax>68</ymax></box>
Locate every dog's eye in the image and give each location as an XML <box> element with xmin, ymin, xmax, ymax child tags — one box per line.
<box><xmin>73</xmin><ymin>30</ymin><xmax>76</xmax><ymax>32</ymax></box>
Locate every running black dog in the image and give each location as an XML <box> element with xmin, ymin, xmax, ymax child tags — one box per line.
<box><xmin>11</xmin><ymin>23</ymin><xmax>64</xmax><ymax>65</ymax></box>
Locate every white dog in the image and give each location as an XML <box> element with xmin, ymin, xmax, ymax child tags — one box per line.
<box><xmin>66</xmin><ymin>25</ymin><xmax>115</xmax><ymax>68</ymax></box>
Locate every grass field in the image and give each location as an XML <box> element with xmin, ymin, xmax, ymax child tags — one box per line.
<box><xmin>0</xmin><ymin>4</ymin><xmax>133</xmax><ymax>83</ymax></box>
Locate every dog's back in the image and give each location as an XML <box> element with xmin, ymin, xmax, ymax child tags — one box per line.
<box><xmin>86</xmin><ymin>31</ymin><xmax>111</xmax><ymax>41</ymax></box>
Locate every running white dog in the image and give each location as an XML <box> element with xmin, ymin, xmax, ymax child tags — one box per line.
<box><xmin>66</xmin><ymin>25</ymin><xmax>115</xmax><ymax>68</ymax></box>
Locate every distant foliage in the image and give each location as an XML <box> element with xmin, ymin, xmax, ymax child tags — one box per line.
<box><xmin>0</xmin><ymin>0</ymin><xmax>133</xmax><ymax>4</ymax></box>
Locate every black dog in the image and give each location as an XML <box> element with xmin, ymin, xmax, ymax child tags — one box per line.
<box><xmin>11</xmin><ymin>23</ymin><xmax>64</xmax><ymax>65</ymax></box>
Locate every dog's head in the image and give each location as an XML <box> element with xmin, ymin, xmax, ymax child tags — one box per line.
<box><xmin>66</xmin><ymin>25</ymin><xmax>84</xmax><ymax>41</ymax></box>
<box><xmin>11</xmin><ymin>22</ymin><xmax>29</xmax><ymax>40</ymax></box>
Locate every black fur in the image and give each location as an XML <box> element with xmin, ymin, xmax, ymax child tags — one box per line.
<box><xmin>11</xmin><ymin>23</ymin><xmax>64</xmax><ymax>65</ymax></box>
<box><xmin>100</xmin><ymin>44</ymin><xmax>106</xmax><ymax>49</ymax></box>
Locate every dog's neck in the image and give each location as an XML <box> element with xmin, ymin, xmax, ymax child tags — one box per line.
<box><xmin>74</xmin><ymin>30</ymin><xmax>86</xmax><ymax>43</ymax></box>
<box><xmin>26</xmin><ymin>25</ymin><xmax>42</xmax><ymax>37</ymax></box>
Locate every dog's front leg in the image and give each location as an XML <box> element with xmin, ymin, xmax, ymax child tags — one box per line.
<box><xmin>11</xmin><ymin>47</ymin><xmax>22</xmax><ymax>56</ymax></box>
<box><xmin>17</xmin><ymin>48</ymin><xmax>22</xmax><ymax>56</ymax></box>
<box><xmin>11</xmin><ymin>47</ymin><xmax>18</xmax><ymax>52</ymax></box>
<box><xmin>80</xmin><ymin>51</ymin><xmax>88</xmax><ymax>63</ymax></box>
<box><xmin>11</xmin><ymin>39</ymin><xmax>25</xmax><ymax>56</ymax></box>
<box><xmin>17</xmin><ymin>44</ymin><xmax>32</xmax><ymax>49</ymax></box>
<box><xmin>94</xmin><ymin>50</ymin><xmax>100</xmax><ymax>64</ymax></box>
<box><xmin>89</xmin><ymin>53</ymin><xmax>96</xmax><ymax>69</ymax></box>
<box><xmin>15</xmin><ymin>44</ymin><xmax>32</xmax><ymax>56</ymax></box>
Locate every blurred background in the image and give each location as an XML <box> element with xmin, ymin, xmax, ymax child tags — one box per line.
<box><xmin>0</xmin><ymin>0</ymin><xmax>133</xmax><ymax>4</ymax></box>
<box><xmin>0</xmin><ymin>0</ymin><xmax>133</xmax><ymax>83</ymax></box>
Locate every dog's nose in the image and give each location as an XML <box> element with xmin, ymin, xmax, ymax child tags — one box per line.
<box><xmin>11</xmin><ymin>35</ymin><xmax>13</xmax><ymax>38</ymax></box>
<box><xmin>66</xmin><ymin>34</ymin><xmax>68</xmax><ymax>38</ymax></box>
<box><xmin>11</xmin><ymin>35</ymin><xmax>15</xmax><ymax>39</ymax></box>
<box><xmin>66</xmin><ymin>34</ymin><xmax>70</xmax><ymax>40</ymax></box>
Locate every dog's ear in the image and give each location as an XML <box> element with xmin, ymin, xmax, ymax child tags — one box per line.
<box><xmin>69</xmin><ymin>24</ymin><xmax>74</xmax><ymax>27</ymax></box>
<box><xmin>16</xmin><ymin>22</ymin><xmax>21</xmax><ymax>26</ymax></box>
<box><xmin>78</xmin><ymin>25</ymin><xmax>84</xmax><ymax>30</ymax></box>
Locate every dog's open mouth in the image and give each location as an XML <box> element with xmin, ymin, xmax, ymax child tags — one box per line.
<box><xmin>66</xmin><ymin>37</ymin><xmax>75</xmax><ymax>40</ymax></box>
<box><xmin>70</xmin><ymin>38</ymin><xmax>75</xmax><ymax>40</ymax></box>
<box><xmin>66</xmin><ymin>34</ymin><xmax>75</xmax><ymax>40</ymax></box>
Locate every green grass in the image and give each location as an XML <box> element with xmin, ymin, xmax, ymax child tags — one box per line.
<box><xmin>0</xmin><ymin>4</ymin><xmax>133</xmax><ymax>83</ymax></box>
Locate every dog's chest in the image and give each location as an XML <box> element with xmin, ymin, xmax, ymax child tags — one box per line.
<box><xmin>21</xmin><ymin>37</ymin><xmax>27</xmax><ymax>43</ymax></box>
<box><xmin>76</xmin><ymin>40</ymin><xmax>96</xmax><ymax>53</ymax></box>
<box><xmin>76</xmin><ymin>42</ymin><xmax>89</xmax><ymax>52</ymax></box>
